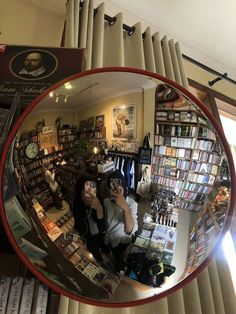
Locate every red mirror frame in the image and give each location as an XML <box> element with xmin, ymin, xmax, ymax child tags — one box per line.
<box><xmin>0</xmin><ymin>67</ymin><xmax>235</xmax><ymax>307</ymax></box>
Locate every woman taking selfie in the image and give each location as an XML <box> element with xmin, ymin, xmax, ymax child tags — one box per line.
<box><xmin>72</xmin><ymin>176</ymin><xmax>109</xmax><ymax>262</ymax></box>
<box><xmin>104</xmin><ymin>170</ymin><xmax>138</xmax><ymax>259</ymax></box>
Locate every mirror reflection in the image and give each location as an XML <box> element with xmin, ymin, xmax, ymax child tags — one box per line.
<box><xmin>1</xmin><ymin>70</ymin><xmax>232</xmax><ymax>303</ymax></box>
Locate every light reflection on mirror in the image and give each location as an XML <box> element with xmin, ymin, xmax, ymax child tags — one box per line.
<box><xmin>0</xmin><ymin>69</ymin><xmax>234</xmax><ymax>305</ymax></box>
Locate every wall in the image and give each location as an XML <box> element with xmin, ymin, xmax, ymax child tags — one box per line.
<box><xmin>184</xmin><ymin>59</ymin><xmax>236</xmax><ymax>101</ymax></box>
<box><xmin>18</xmin><ymin>110</ymin><xmax>76</xmax><ymax>135</ymax></box>
<box><xmin>0</xmin><ymin>0</ymin><xmax>65</xmax><ymax>46</ymax></box>
<box><xmin>77</xmin><ymin>90</ymin><xmax>144</xmax><ymax>144</ymax></box>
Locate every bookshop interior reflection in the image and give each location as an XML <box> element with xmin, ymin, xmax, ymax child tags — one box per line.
<box><xmin>2</xmin><ymin>70</ymin><xmax>232</xmax><ymax>303</ymax></box>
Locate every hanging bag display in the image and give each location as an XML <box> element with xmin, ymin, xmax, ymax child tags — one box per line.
<box><xmin>136</xmin><ymin>167</ymin><xmax>151</xmax><ymax>198</ymax></box>
<box><xmin>138</xmin><ymin>134</ymin><xmax>152</xmax><ymax>165</ymax></box>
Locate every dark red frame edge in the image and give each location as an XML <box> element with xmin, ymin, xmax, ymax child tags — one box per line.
<box><xmin>0</xmin><ymin>67</ymin><xmax>235</xmax><ymax>308</ymax></box>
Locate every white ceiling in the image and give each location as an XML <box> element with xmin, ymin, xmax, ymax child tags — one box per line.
<box><xmin>33</xmin><ymin>71</ymin><xmax>157</xmax><ymax>112</ymax></box>
<box><xmin>98</xmin><ymin>0</ymin><xmax>236</xmax><ymax>82</ymax></box>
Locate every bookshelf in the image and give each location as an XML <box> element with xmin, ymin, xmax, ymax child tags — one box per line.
<box><xmin>184</xmin><ymin>185</ymin><xmax>229</xmax><ymax>276</ymax></box>
<box><xmin>17</xmin><ymin>130</ymin><xmax>64</xmax><ymax>209</ymax></box>
<box><xmin>152</xmin><ymin>105</ymin><xmax>223</xmax><ymax>212</ymax></box>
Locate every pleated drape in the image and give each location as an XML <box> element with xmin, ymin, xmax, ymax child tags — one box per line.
<box><xmin>61</xmin><ymin>1</ymin><xmax>236</xmax><ymax>313</ymax></box>
<box><xmin>56</xmin><ymin>249</ymin><xmax>236</xmax><ymax>314</ymax></box>
<box><xmin>63</xmin><ymin>0</ymin><xmax>189</xmax><ymax>88</ymax></box>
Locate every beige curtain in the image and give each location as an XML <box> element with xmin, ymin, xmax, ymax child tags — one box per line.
<box><xmin>61</xmin><ymin>1</ymin><xmax>236</xmax><ymax>313</ymax></box>
<box><xmin>57</xmin><ymin>247</ymin><xmax>236</xmax><ymax>314</ymax></box>
<box><xmin>64</xmin><ymin>0</ymin><xmax>189</xmax><ymax>89</ymax></box>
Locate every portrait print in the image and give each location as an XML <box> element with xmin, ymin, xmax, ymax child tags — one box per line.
<box><xmin>112</xmin><ymin>104</ymin><xmax>136</xmax><ymax>139</ymax></box>
<box><xmin>95</xmin><ymin>115</ymin><xmax>105</xmax><ymax>129</ymax></box>
<box><xmin>9</xmin><ymin>49</ymin><xmax>58</xmax><ymax>80</ymax></box>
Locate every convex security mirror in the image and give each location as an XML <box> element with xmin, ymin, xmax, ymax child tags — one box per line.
<box><xmin>0</xmin><ymin>68</ymin><xmax>235</xmax><ymax>306</ymax></box>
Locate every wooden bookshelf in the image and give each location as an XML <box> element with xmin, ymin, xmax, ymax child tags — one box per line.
<box><xmin>152</xmin><ymin>103</ymin><xmax>223</xmax><ymax>212</ymax></box>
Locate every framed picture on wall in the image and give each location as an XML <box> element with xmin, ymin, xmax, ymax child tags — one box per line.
<box><xmin>112</xmin><ymin>104</ymin><xmax>136</xmax><ymax>139</ymax></box>
<box><xmin>79</xmin><ymin>120</ymin><xmax>86</xmax><ymax>132</ymax></box>
<box><xmin>42</xmin><ymin>125</ymin><xmax>54</xmax><ymax>134</ymax></box>
<box><xmin>86</xmin><ymin>117</ymin><xmax>95</xmax><ymax>130</ymax></box>
<box><xmin>95</xmin><ymin>115</ymin><xmax>105</xmax><ymax>129</ymax></box>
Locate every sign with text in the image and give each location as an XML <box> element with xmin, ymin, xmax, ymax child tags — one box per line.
<box><xmin>0</xmin><ymin>44</ymin><xmax>85</xmax><ymax>112</ymax></box>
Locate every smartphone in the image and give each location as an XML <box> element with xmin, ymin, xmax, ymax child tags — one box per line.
<box><xmin>110</xmin><ymin>178</ymin><xmax>122</xmax><ymax>193</ymax></box>
<box><xmin>84</xmin><ymin>181</ymin><xmax>96</xmax><ymax>198</ymax></box>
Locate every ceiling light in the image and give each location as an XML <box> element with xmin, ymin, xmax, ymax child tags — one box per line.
<box><xmin>49</xmin><ymin>91</ymin><xmax>54</xmax><ymax>97</ymax></box>
<box><xmin>64</xmin><ymin>82</ymin><xmax>72</xmax><ymax>89</ymax></box>
<box><xmin>64</xmin><ymin>96</ymin><xmax>68</xmax><ymax>103</ymax></box>
<box><xmin>55</xmin><ymin>95</ymin><xmax>59</xmax><ymax>103</ymax></box>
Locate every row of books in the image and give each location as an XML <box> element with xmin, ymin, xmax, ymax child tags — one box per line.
<box><xmin>194</xmin><ymin>139</ymin><xmax>213</xmax><ymax>150</ymax></box>
<box><xmin>179</xmin><ymin>191</ymin><xmax>208</xmax><ymax>202</ymax></box>
<box><xmin>187</xmin><ymin>173</ymin><xmax>216</xmax><ymax>185</ymax></box>
<box><xmin>153</xmin><ymin>167</ymin><xmax>187</xmax><ymax>180</ymax></box>
<box><xmin>192</xmin><ymin>150</ymin><xmax>222</xmax><ymax>164</ymax></box>
<box><xmin>156</xmin><ymin>110</ymin><xmax>200</xmax><ymax>123</ymax></box>
<box><xmin>28</xmin><ymin>167</ymin><xmax>43</xmax><ymax>179</ymax></box>
<box><xmin>152</xmin><ymin>147</ymin><xmax>191</xmax><ymax>160</ymax></box>
<box><xmin>190</xmin><ymin>161</ymin><xmax>218</xmax><ymax>175</ymax></box>
<box><xmin>25</xmin><ymin>159</ymin><xmax>42</xmax><ymax>171</ymax></box>
<box><xmin>152</xmin><ymin>175</ymin><xmax>185</xmax><ymax>189</ymax></box>
<box><xmin>152</xmin><ymin>156</ymin><xmax>190</xmax><ymax>169</ymax></box>
<box><xmin>59</xmin><ymin>135</ymin><xmax>77</xmax><ymax>143</ymax></box>
<box><xmin>182</xmin><ymin>182</ymin><xmax>212</xmax><ymax>194</ymax></box>
<box><xmin>0</xmin><ymin>277</ymin><xmax>49</xmax><ymax>314</ymax></box>
<box><xmin>28</xmin><ymin>183</ymin><xmax>48</xmax><ymax>197</ymax></box>
<box><xmin>156</xmin><ymin>125</ymin><xmax>198</xmax><ymax>137</ymax></box>
<box><xmin>178</xmin><ymin>201</ymin><xmax>202</xmax><ymax>211</ymax></box>
<box><xmin>58</xmin><ymin>128</ymin><xmax>76</xmax><ymax>136</ymax></box>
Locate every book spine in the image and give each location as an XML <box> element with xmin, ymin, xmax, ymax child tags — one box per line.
<box><xmin>0</xmin><ymin>277</ymin><xmax>12</xmax><ymax>313</ymax></box>
<box><xmin>6</xmin><ymin>277</ymin><xmax>24</xmax><ymax>314</ymax></box>
<box><xmin>19</xmin><ymin>278</ymin><xmax>36</xmax><ymax>314</ymax></box>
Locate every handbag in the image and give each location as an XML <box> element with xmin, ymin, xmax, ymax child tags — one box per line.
<box><xmin>136</xmin><ymin>167</ymin><xmax>151</xmax><ymax>198</ymax></box>
<box><xmin>138</xmin><ymin>134</ymin><xmax>152</xmax><ymax>165</ymax></box>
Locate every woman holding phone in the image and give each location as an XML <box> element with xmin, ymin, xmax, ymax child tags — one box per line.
<box><xmin>104</xmin><ymin>170</ymin><xmax>138</xmax><ymax>259</ymax></box>
<box><xmin>72</xmin><ymin>176</ymin><xmax>109</xmax><ymax>262</ymax></box>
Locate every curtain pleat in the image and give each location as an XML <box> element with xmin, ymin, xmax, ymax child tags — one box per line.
<box><xmin>103</xmin><ymin>12</ymin><xmax>124</xmax><ymax>67</ymax></box>
<box><xmin>215</xmin><ymin>246</ymin><xmax>236</xmax><ymax>314</ymax></box>
<box><xmin>175</xmin><ymin>42</ymin><xmax>189</xmax><ymax>89</ymax></box>
<box><xmin>64</xmin><ymin>0</ymin><xmax>189</xmax><ymax>88</ymax></box>
<box><xmin>197</xmin><ymin>268</ymin><xmax>215</xmax><ymax>314</ymax></box>
<box><xmin>68</xmin><ymin>298</ymin><xmax>80</xmax><ymax>313</ymax></box>
<box><xmin>58</xmin><ymin>295</ymin><xmax>69</xmax><ymax>314</ymax></box>
<box><xmin>124</xmin><ymin>22</ymin><xmax>145</xmax><ymax>69</ymax></box>
<box><xmin>152</xmin><ymin>32</ymin><xmax>166</xmax><ymax>77</ymax></box>
<box><xmin>208</xmin><ymin>258</ymin><xmax>226</xmax><ymax>314</ymax></box>
<box><xmin>161</xmin><ymin>36</ymin><xmax>175</xmax><ymax>81</ymax></box>
<box><xmin>92</xmin><ymin>2</ymin><xmax>105</xmax><ymax>68</ymax></box>
<box><xmin>183</xmin><ymin>279</ymin><xmax>202</xmax><ymax>314</ymax></box>
<box><xmin>74</xmin><ymin>0</ymin><xmax>80</xmax><ymax>48</ymax></box>
<box><xmin>133</xmin><ymin>298</ymin><xmax>169</xmax><ymax>314</ymax></box>
<box><xmin>84</xmin><ymin>0</ymin><xmax>94</xmax><ymax>70</ymax></box>
<box><xmin>79</xmin><ymin>0</ymin><xmax>89</xmax><ymax>48</ymax></box>
<box><xmin>167</xmin><ymin>289</ymin><xmax>185</xmax><ymax>314</ymax></box>
<box><xmin>143</xmin><ymin>27</ymin><xmax>156</xmax><ymax>72</ymax></box>
<box><xmin>65</xmin><ymin>0</ymin><xmax>75</xmax><ymax>48</ymax></box>
<box><xmin>168</xmin><ymin>39</ymin><xmax>182</xmax><ymax>85</ymax></box>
